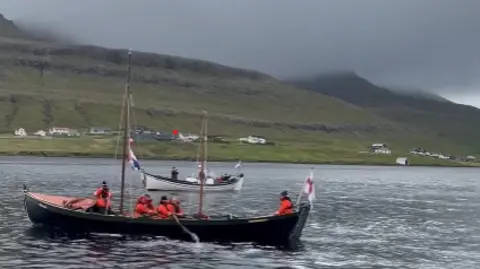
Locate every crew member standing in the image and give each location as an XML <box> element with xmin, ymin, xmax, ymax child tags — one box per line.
<box><xmin>171</xmin><ymin>167</ymin><xmax>179</xmax><ymax>180</ymax></box>
<box><xmin>275</xmin><ymin>190</ymin><xmax>293</xmax><ymax>215</ymax></box>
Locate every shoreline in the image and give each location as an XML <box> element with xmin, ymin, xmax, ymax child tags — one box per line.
<box><xmin>1</xmin><ymin>151</ymin><xmax>478</xmax><ymax>168</ymax></box>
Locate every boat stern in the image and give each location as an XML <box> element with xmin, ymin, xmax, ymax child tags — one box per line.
<box><xmin>287</xmin><ymin>202</ymin><xmax>311</xmax><ymax>246</ymax></box>
<box><xmin>233</xmin><ymin>175</ymin><xmax>244</xmax><ymax>191</ymax></box>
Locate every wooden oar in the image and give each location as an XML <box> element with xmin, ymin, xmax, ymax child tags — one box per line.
<box><xmin>173</xmin><ymin>214</ymin><xmax>199</xmax><ymax>243</ymax></box>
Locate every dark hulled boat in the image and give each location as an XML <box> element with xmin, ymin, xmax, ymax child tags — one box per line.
<box><xmin>22</xmin><ymin>50</ymin><xmax>311</xmax><ymax>247</ymax></box>
<box><xmin>23</xmin><ymin>186</ymin><xmax>311</xmax><ymax>246</ymax></box>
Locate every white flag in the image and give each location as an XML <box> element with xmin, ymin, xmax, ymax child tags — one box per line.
<box><xmin>303</xmin><ymin>170</ymin><xmax>316</xmax><ymax>208</ymax></box>
<box><xmin>234</xmin><ymin>160</ymin><xmax>242</xmax><ymax>169</ymax></box>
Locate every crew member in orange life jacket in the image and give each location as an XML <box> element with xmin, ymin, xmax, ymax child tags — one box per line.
<box><xmin>156</xmin><ymin>196</ymin><xmax>172</xmax><ymax>218</ymax></box>
<box><xmin>167</xmin><ymin>196</ymin><xmax>184</xmax><ymax>217</ymax></box>
<box><xmin>275</xmin><ymin>190</ymin><xmax>293</xmax><ymax>215</ymax></box>
<box><xmin>90</xmin><ymin>181</ymin><xmax>112</xmax><ymax>214</ymax></box>
<box><xmin>134</xmin><ymin>194</ymin><xmax>156</xmax><ymax>217</ymax></box>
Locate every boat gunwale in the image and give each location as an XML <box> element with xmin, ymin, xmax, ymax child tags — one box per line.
<box><xmin>25</xmin><ymin>190</ymin><xmax>300</xmax><ymax>226</ymax></box>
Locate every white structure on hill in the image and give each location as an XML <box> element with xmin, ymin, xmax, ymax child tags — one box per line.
<box><xmin>370</xmin><ymin>143</ymin><xmax>391</xmax><ymax>154</ymax></box>
<box><xmin>14</xmin><ymin>128</ymin><xmax>27</xmax><ymax>137</ymax></box>
<box><xmin>239</xmin><ymin>136</ymin><xmax>266</xmax><ymax>145</ymax></box>
<box><xmin>48</xmin><ymin>127</ymin><xmax>70</xmax><ymax>136</ymax></box>
<box><xmin>34</xmin><ymin>130</ymin><xmax>46</xmax><ymax>137</ymax></box>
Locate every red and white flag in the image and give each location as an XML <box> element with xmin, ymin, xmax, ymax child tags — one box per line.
<box><xmin>303</xmin><ymin>170</ymin><xmax>316</xmax><ymax>208</ymax></box>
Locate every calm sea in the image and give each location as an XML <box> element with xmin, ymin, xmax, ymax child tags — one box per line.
<box><xmin>1</xmin><ymin>156</ymin><xmax>480</xmax><ymax>268</ymax></box>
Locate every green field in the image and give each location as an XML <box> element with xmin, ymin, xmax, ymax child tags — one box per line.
<box><xmin>0</xmin><ymin>136</ymin><xmax>477</xmax><ymax>167</ymax></box>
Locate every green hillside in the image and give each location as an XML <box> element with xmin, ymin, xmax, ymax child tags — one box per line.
<box><xmin>288</xmin><ymin>72</ymin><xmax>480</xmax><ymax>154</ymax></box>
<box><xmin>0</xmin><ymin>13</ymin><xmax>476</xmax><ymax>165</ymax></box>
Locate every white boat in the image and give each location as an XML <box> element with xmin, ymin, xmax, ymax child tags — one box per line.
<box><xmin>141</xmin><ymin>110</ymin><xmax>245</xmax><ymax>192</ymax></box>
<box><xmin>141</xmin><ymin>171</ymin><xmax>244</xmax><ymax>191</ymax></box>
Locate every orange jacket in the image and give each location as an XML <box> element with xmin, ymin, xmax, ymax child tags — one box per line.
<box><xmin>156</xmin><ymin>203</ymin><xmax>171</xmax><ymax>218</ymax></box>
<box><xmin>134</xmin><ymin>203</ymin><xmax>155</xmax><ymax>218</ymax></box>
<box><xmin>275</xmin><ymin>197</ymin><xmax>293</xmax><ymax>215</ymax></box>
<box><xmin>94</xmin><ymin>188</ymin><xmax>112</xmax><ymax>208</ymax></box>
<box><xmin>167</xmin><ymin>202</ymin><xmax>184</xmax><ymax>216</ymax></box>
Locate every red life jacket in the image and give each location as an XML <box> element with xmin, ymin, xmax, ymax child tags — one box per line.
<box><xmin>94</xmin><ymin>188</ymin><xmax>112</xmax><ymax>208</ymax></box>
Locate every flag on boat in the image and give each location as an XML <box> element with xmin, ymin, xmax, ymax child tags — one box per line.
<box><xmin>128</xmin><ymin>138</ymin><xmax>141</xmax><ymax>171</ymax></box>
<box><xmin>234</xmin><ymin>160</ymin><xmax>242</xmax><ymax>169</ymax></box>
<box><xmin>303</xmin><ymin>170</ymin><xmax>316</xmax><ymax>208</ymax></box>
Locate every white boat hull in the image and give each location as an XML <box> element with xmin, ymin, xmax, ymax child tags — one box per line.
<box><xmin>142</xmin><ymin>172</ymin><xmax>244</xmax><ymax>192</ymax></box>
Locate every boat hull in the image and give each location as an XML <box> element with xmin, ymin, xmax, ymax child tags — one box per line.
<box><xmin>142</xmin><ymin>172</ymin><xmax>244</xmax><ymax>192</ymax></box>
<box><xmin>23</xmin><ymin>189</ymin><xmax>310</xmax><ymax>246</ymax></box>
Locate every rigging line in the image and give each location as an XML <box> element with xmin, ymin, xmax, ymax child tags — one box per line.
<box><xmin>195</xmin><ymin>112</ymin><xmax>204</xmax><ymax>169</ymax></box>
<box><xmin>128</xmin><ymin>93</ymin><xmax>138</xmax><ymax>216</ymax></box>
<box><xmin>113</xmin><ymin>90</ymin><xmax>128</xmax><ymax>183</ymax></box>
<box><xmin>204</xmin><ymin>110</ymin><xmax>208</xmax><ymax>171</ymax></box>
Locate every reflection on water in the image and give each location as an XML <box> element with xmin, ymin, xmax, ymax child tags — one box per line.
<box><xmin>1</xmin><ymin>157</ymin><xmax>480</xmax><ymax>268</ymax></box>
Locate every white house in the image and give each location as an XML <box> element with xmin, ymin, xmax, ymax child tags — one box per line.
<box><xmin>14</xmin><ymin>128</ymin><xmax>27</xmax><ymax>137</ymax></box>
<box><xmin>370</xmin><ymin>143</ymin><xmax>391</xmax><ymax>154</ymax></box>
<box><xmin>239</xmin><ymin>136</ymin><xmax>267</xmax><ymax>145</ymax></box>
<box><xmin>177</xmin><ymin>132</ymin><xmax>200</xmax><ymax>142</ymax></box>
<box><xmin>34</xmin><ymin>130</ymin><xmax>46</xmax><ymax>137</ymax></box>
<box><xmin>48</xmin><ymin>127</ymin><xmax>70</xmax><ymax>136</ymax></box>
<box><xmin>89</xmin><ymin>127</ymin><xmax>112</xmax><ymax>135</ymax></box>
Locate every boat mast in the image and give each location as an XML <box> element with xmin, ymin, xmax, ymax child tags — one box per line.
<box><xmin>119</xmin><ymin>50</ymin><xmax>132</xmax><ymax>215</ymax></box>
<box><xmin>197</xmin><ymin>109</ymin><xmax>207</xmax><ymax>216</ymax></box>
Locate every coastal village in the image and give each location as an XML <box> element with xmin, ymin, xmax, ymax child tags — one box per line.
<box><xmin>364</xmin><ymin>143</ymin><xmax>477</xmax><ymax>164</ymax></box>
<box><xmin>10</xmin><ymin>126</ymin><xmax>274</xmax><ymax>145</ymax></box>
<box><xmin>7</xmin><ymin>126</ymin><xmax>477</xmax><ymax>165</ymax></box>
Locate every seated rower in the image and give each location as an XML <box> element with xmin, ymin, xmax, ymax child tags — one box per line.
<box><xmin>167</xmin><ymin>196</ymin><xmax>184</xmax><ymax>218</ymax></box>
<box><xmin>89</xmin><ymin>181</ymin><xmax>113</xmax><ymax>214</ymax></box>
<box><xmin>134</xmin><ymin>194</ymin><xmax>156</xmax><ymax>218</ymax></box>
<box><xmin>156</xmin><ymin>196</ymin><xmax>172</xmax><ymax>219</ymax></box>
<box><xmin>275</xmin><ymin>190</ymin><xmax>293</xmax><ymax>215</ymax></box>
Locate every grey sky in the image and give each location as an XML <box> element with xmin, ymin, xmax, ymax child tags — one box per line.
<box><xmin>0</xmin><ymin>0</ymin><xmax>479</xmax><ymax>103</ymax></box>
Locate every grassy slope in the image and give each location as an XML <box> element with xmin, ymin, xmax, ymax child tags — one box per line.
<box><xmin>0</xmin><ymin>15</ymin><xmax>474</xmax><ymax>165</ymax></box>
<box><xmin>288</xmin><ymin>73</ymin><xmax>480</xmax><ymax>155</ymax></box>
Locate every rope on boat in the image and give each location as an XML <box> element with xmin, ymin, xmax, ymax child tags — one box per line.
<box><xmin>128</xmin><ymin>92</ymin><xmax>139</xmax><ymax>216</ymax></box>
<box><xmin>113</xmin><ymin>90</ymin><xmax>128</xmax><ymax>180</ymax></box>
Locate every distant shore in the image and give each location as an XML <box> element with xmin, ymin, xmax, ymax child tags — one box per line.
<box><xmin>0</xmin><ymin>135</ymin><xmax>478</xmax><ymax>167</ymax></box>
<box><xmin>0</xmin><ymin>148</ymin><xmax>478</xmax><ymax>168</ymax></box>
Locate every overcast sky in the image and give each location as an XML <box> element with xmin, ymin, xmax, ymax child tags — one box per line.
<box><xmin>1</xmin><ymin>0</ymin><xmax>479</xmax><ymax>106</ymax></box>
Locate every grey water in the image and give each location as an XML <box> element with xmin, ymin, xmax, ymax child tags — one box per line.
<box><xmin>1</xmin><ymin>156</ymin><xmax>480</xmax><ymax>268</ymax></box>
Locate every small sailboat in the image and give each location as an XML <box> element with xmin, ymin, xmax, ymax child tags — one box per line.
<box><xmin>22</xmin><ymin>50</ymin><xmax>308</xmax><ymax>246</ymax></box>
<box><xmin>142</xmin><ymin>110</ymin><xmax>244</xmax><ymax>192</ymax></box>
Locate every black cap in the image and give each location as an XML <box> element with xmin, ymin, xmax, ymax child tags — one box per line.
<box><xmin>280</xmin><ymin>190</ymin><xmax>288</xmax><ymax>196</ymax></box>
<box><xmin>160</xmin><ymin>195</ymin><xmax>168</xmax><ymax>201</ymax></box>
<box><xmin>102</xmin><ymin>181</ymin><xmax>107</xmax><ymax>185</ymax></box>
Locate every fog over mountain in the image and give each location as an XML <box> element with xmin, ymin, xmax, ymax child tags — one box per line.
<box><xmin>1</xmin><ymin>0</ymin><xmax>479</xmax><ymax>105</ymax></box>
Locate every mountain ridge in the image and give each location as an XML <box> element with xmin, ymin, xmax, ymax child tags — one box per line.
<box><xmin>287</xmin><ymin>73</ymin><xmax>480</xmax><ymax>152</ymax></box>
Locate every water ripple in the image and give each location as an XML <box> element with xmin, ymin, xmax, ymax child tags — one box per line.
<box><xmin>1</xmin><ymin>157</ymin><xmax>480</xmax><ymax>268</ymax></box>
